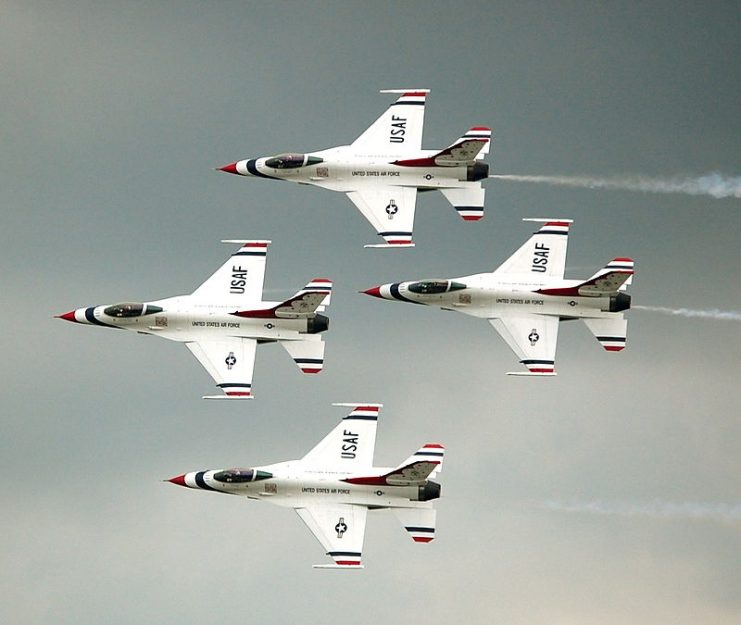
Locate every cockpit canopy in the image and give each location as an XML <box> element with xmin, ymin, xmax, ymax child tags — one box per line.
<box><xmin>264</xmin><ymin>153</ymin><xmax>324</xmax><ymax>169</ymax></box>
<box><xmin>407</xmin><ymin>280</ymin><xmax>467</xmax><ymax>295</ymax></box>
<box><xmin>212</xmin><ymin>468</ymin><xmax>273</xmax><ymax>484</ymax></box>
<box><xmin>103</xmin><ymin>302</ymin><xmax>163</xmax><ymax>318</ymax></box>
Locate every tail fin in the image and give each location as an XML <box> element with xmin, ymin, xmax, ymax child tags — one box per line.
<box><xmin>281</xmin><ymin>336</ymin><xmax>326</xmax><ymax>374</ymax></box>
<box><xmin>583</xmin><ymin>316</ymin><xmax>628</xmax><ymax>352</ymax></box>
<box><xmin>393</xmin><ymin>508</ymin><xmax>437</xmax><ymax>543</ymax></box>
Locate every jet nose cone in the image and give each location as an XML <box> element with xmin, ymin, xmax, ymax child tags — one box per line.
<box><xmin>362</xmin><ymin>286</ymin><xmax>382</xmax><ymax>298</ymax></box>
<box><xmin>218</xmin><ymin>162</ymin><xmax>239</xmax><ymax>175</ymax></box>
<box><xmin>56</xmin><ymin>310</ymin><xmax>78</xmax><ymax>322</ymax></box>
<box><xmin>167</xmin><ymin>474</ymin><xmax>187</xmax><ymax>487</ymax></box>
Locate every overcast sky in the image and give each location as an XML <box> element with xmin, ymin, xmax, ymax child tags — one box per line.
<box><xmin>2</xmin><ymin>2</ymin><xmax>740</xmax><ymax>624</ymax></box>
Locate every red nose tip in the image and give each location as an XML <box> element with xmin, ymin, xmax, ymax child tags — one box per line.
<box><xmin>56</xmin><ymin>311</ymin><xmax>78</xmax><ymax>322</ymax></box>
<box><xmin>362</xmin><ymin>286</ymin><xmax>382</xmax><ymax>298</ymax></box>
<box><xmin>218</xmin><ymin>162</ymin><xmax>239</xmax><ymax>174</ymax></box>
<box><xmin>167</xmin><ymin>474</ymin><xmax>187</xmax><ymax>487</ymax></box>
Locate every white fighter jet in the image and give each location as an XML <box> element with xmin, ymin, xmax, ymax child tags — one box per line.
<box><xmin>167</xmin><ymin>403</ymin><xmax>444</xmax><ymax>569</ymax></box>
<box><xmin>57</xmin><ymin>240</ymin><xmax>331</xmax><ymax>399</ymax></box>
<box><xmin>363</xmin><ymin>219</ymin><xmax>634</xmax><ymax>375</ymax></box>
<box><xmin>218</xmin><ymin>89</ymin><xmax>490</xmax><ymax>248</ymax></box>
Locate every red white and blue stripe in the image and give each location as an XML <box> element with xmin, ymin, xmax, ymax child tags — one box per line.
<box><xmin>233</xmin><ymin>240</ymin><xmax>271</xmax><ymax>257</ymax></box>
<box><xmin>404</xmin><ymin>526</ymin><xmax>435</xmax><ymax>543</ymax></box>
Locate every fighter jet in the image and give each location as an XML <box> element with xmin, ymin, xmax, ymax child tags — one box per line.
<box><xmin>363</xmin><ymin>219</ymin><xmax>634</xmax><ymax>375</ymax></box>
<box><xmin>218</xmin><ymin>89</ymin><xmax>490</xmax><ymax>248</ymax></box>
<box><xmin>167</xmin><ymin>403</ymin><xmax>444</xmax><ymax>568</ymax></box>
<box><xmin>57</xmin><ymin>240</ymin><xmax>331</xmax><ymax>399</ymax></box>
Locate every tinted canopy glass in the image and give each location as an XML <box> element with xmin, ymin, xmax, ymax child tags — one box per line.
<box><xmin>265</xmin><ymin>153</ymin><xmax>307</xmax><ymax>169</ymax></box>
<box><xmin>103</xmin><ymin>303</ymin><xmax>163</xmax><ymax>318</ymax></box>
<box><xmin>213</xmin><ymin>468</ymin><xmax>273</xmax><ymax>484</ymax></box>
<box><xmin>407</xmin><ymin>280</ymin><xmax>467</xmax><ymax>295</ymax></box>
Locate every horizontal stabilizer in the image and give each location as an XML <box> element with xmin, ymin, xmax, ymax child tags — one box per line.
<box><xmin>281</xmin><ymin>337</ymin><xmax>326</xmax><ymax>374</ymax></box>
<box><xmin>345</xmin><ymin>444</ymin><xmax>444</xmax><ymax>486</ymax></box>
<box><xmin>439</xmin><ymin>186</ymin><xmax>485</xmax><ymax>221</ymax></box>
<box><xmin>538</xmin><ymin>258</ymin><xmax>634</xmax><ymax>297</ymax></box>
<box><xmin>393</xmin><ymin>508</ymin><xmax>437</xmax><ymax>543</ymax></box>
<box><xmin>583</xmin><ymin>316</ymin><xmax>628</xmax><ymax>352</ymax></box>
<box><xmin>275</xmin><ymin>279</ymin><xmax>332</xmax><ymax>317</ymax></box>
<box><xmin>397</xmin><ymin>444</ymin><xmax>445</xmax><ymax>478</ymax></box>
<box><xmin>436</xmin><ymin>127</ymin><xmax>491</xmax><ymax>164</ymax></box>
<box><xmin>393</xmin><ymin>127</ymin><xmax>491</xmax><ymax>167</ymax></box>
<box><xmin>233</xmin><ymin>279</ymin><xmax>332</xmax><ymax>319</ymax></box>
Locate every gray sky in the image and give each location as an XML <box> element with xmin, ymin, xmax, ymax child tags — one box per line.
<box><xmin>2</xmin><ymin>2</ymin><xmax>740</xmax><ymax>624</ymax></box>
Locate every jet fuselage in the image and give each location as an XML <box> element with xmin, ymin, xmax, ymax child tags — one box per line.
<box><xmin>60</xmin><ymin>296</ymin><xmax>328</xmax><ymax>343</ymax></box>
<box><xmin>224</xmin><ymin>147</ymin><xmax>488</xmax><ymax>193</ymax></box>
<box><xmin>366</xmin><ymin>275</ymin><xmax>631</xmax><ymax>321</ymax></box>
<box><xmin>171</xmin><ymin>464</ymin><xmax>440</xmax><ymax>510</ymax></box>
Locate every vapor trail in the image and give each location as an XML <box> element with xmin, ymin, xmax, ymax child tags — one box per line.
<box><xmin>540</xmin><ymin>499</ymin><xmax>741</xmax><ymax>523</ymax></box>
<box><xmin>634</xmin><ymin>305</ymin><xmax>741</xmax><ymax>321</ymax></box>
<box><xmin>490</xmin><ymin>173</ymin><xmax>741</xmax><ymax>199</ymax></box>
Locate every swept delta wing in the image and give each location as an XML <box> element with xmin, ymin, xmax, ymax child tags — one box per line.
<box><xmin>296</xmin><ymin>504</ymin><xmax>368</xmax><ymax>569</ymax></box>
<box><xmin>191</xmin><ymin>240</ymin><xmax>271</xmax><ymax>304</ymax></box>
<box><xmin>300</xmin><ymin>403</ymin><xmax>381</xmax><ymax>470</ymax></box>
<box><xmin>350</xmin><ymin>90</ymin><xmax>428</xmax><ymax>154</ymax></box>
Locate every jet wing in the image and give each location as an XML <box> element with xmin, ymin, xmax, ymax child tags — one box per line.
<box><xmin>191</xmin><ymin>240</ymin><xmax>270</xmax><ymax>305</ymax></box>
<box><xmin>301</xmin><ymin>403</ymin><xmax>381</xmax><ymax>470</ymax></box>
<box><xmin>296</xmin><ymin>504</ymin><xmax>367</xmax><ymax>568</ymax></box>
<box><xmin>489</xmin><ymin>314</ymin><xmax>560</xmax><ymax>375</ymax></box>
<box><xmin>185</xmin><ymin>338</ymin><xmax>257</xmax><ymax>398</ymax></box>
<box><xmin>347</xmin><ymin>186</ymin><xmax>417</xmax><ymax>247</ymax></box>
<box><xmin>492</xmin><ymin>220</ymin><xmax>571</xmax><ymax>279</ymax></box>
<box><xmin>350</xmin><ymin>89</ymin><xmax>428</xmax><ymax>155</ymax></box>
